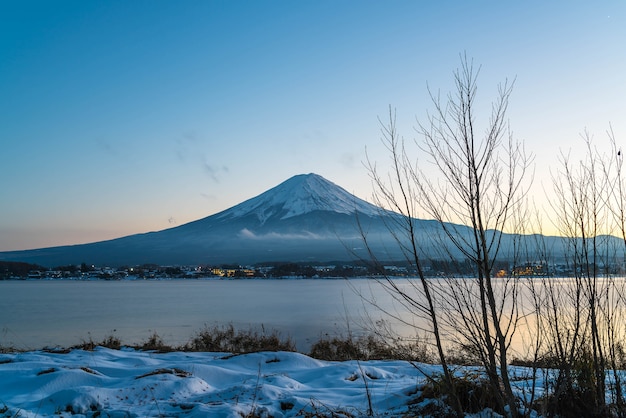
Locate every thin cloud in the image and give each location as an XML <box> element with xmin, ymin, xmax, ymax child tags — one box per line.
<box><xmin>173</xmin><ymin>132</ymin><xmax>229</xmax><ymax>183</ymax></box>
<box><xmin>238</xmin><ymin>228</ymin><xmax>325</xmax><ymax>240</ymax></box>
<box><xmin>203</xmin><ymin>162</ymin><xmax>229</xmax><ymax>183</ymax></box>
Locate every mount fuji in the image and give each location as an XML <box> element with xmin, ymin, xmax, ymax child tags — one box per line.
<box><xmin>0</xmin><ymin>174</ymin><xmax>426</xmax><ymax>267</ymax></box>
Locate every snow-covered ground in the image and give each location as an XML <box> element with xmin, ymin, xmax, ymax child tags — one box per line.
<box><xmin>0</xmin><ymin>347</ymin><xmax>550</xmax><ymax>417</ymax></box>
<box><xmin>0</xmin><ymin>348</ymin><xmax>446</xmax><ymax>417</ymax></box>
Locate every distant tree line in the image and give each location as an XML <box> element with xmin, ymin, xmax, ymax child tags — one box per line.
<box><xmin>0</xmin><ymin>261</ymin><xmax>45</xmax><ymax>279</ymax></box>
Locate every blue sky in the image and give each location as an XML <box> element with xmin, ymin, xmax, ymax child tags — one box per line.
<box><xmin>1</xmin><ymin>1</ymin><xmax>625</xmax><ymax>251</ymax></box>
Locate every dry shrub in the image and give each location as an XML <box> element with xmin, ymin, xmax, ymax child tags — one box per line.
<box><xmin>534</xmin><ymin>348</ymin><xmax>609</xmax><ymax>418</ymax></box>
<box><xmin>134</xmin><ymin>332</ymin><xmax>174</xmax><ymax>352</ymax></box>
<box><xmin>410</xmin><ymin>371</ymin><xmax>503</xmax><ymax>416</ymax></box>
<box><xmin>309</xmin><ymin>334</ymin><xmax>431</xmax><ymax>362</ymax></box>
<box><xmin>185</xmin><ymin>324</ymin><xmax>295</xmax><ymax>353</ymax></box>
<box><xmin>444</xmin><ymin>343</ymin><xmax>483</xmax><ymax>367</ymax></box>
<box><xmin>0</xmin><ymin>345</ymin><xmax>16</xmax><ymax>354</ymax></box>
<box><xmin>74</xmin><ymin>333</ymin><xmax>121</xmax><ymax>351</ymax></box>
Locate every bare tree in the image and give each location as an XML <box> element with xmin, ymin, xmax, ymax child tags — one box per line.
<box><xmin>366</xmin><ymin>54</ymin><xmax>531</xmax><ymax>416</ymax></box>
<box><xmin>364</xmin><ymin>108</ymin><xmax>463</xmax><ymax>417</ymax></box>
<box><xmin>545</xmin><ymin>131</ymin><xmax>626</xmax><ymax>416</ymax></box>
<box><xmin>562</xmin><ymin>138</ymin><xmax>608</xmax><ymax>403</ymax></box>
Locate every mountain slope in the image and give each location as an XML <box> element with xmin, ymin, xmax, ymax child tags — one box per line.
<box><xmin>0</xmin><ymin>173</ymin><xmax>585</xmax><ymax>268</ymax></box>
<box><xmin>0</xmin><ymin>174</ymin><xmax>407</xmax><ymax>267</ymax></box>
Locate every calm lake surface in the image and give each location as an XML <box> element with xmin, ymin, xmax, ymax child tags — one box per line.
<box><xmin>5</xmin><ymin>277</ymin><xmax>617</xmax><ymax>354</ymax></box>
<box><xmin>0</xmin><ymin>279</ymin><xmax>406</xmax><ymax>352</ymax></box>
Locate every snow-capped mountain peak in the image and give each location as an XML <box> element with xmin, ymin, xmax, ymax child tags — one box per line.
<box><xmin>217</xmin><ymin>173</ymin><xmax>380</xmax><ymax>223</ymax></box>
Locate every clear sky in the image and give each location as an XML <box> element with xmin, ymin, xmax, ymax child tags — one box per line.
<box><xmin>1</xmin><ymin>1</ymin><xmax>625</xmax><ymax>251</ymax></box>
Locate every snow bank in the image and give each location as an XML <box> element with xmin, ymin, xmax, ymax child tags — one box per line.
<box><xmin>0</xmin><ymin>348</ymin><xmax>434</xmax><ymax>417</ymax></box>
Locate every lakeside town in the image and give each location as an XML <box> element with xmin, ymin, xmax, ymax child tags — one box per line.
<box><xmin>0</xmin><ymin>259</ymin><xmax>613</xmax><ymax>280</ymax></box>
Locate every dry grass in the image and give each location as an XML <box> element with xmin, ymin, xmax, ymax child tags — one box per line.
<box><xmin>184</xmin><ymin>324</ymin><xmax>296</xmax><ymax>353</ymax></box>
<box><xmin>309</xmin><ymin>334</ymin><xmax>431</xmax><ymax>362</ymax></box>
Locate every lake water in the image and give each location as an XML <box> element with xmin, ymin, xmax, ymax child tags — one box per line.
<box><xmin>5</xmin><ymin>277</ymin><xmax>622</xmax><ymax>355</ymax></box>
<box><xmin>0</xmin><ymin>279</ymin><xmax>409</xmax><ymax>352</ymax></box>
